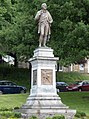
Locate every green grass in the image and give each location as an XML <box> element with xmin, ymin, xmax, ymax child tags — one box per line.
<box><xmin>59</xmin><ymin>92</ymin><xmax>89</xmax><ymax>115</ymax></box>
<box><xmin>0</xmin><ymin>94</ymin><xmax>28</xmax><ymax>109</ymax></box>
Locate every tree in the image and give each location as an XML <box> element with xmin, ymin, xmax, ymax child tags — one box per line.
<box><xmin>0</xmin><ymin>0</ymin><xmax>38</xmax><ymax>64</ymax></box>
<box><xmin>48</xmin><ymin>0</ymin><xmax>89</xmax><ymax>65</ymax></box>
<box><xmin>0</xmin><ymin>0</ymin><xmax>89</xmax><ymax>66</ymax></box>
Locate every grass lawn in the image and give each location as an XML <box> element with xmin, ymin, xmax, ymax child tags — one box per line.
<box><xmin>59</xmin><ymin>92</ymin><xmax>89</xmax><ymax>115</ymax></box>
<box><xmin>0</xmin><ymin>93</ymin><xmax>28</xmax><ymax>109</ymax></box>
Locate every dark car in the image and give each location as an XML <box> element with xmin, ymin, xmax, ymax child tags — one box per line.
<box><xmin>56</xmin><ymin>82</ymin><xmax>69</xmax><ymax>92</ymax></box>
<box><xmin>0</xmin><ymin>80</ymin><xmax>27</xmax><ymax>94</ymax></box>
<box><xmin>67</xmin><ymin>80</ymin><xmax>89</xmax><ymax>91</ymax></box>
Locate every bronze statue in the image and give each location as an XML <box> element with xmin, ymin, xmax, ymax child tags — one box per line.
<box><xmin>35</xmin><ymin>3</ymin><xmax>53</xmax><ymax>47</ymax></box>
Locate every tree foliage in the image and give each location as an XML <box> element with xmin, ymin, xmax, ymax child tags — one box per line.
<box><xmin>0</xmin><ymin>0</ymin><xmax>89</xmax><ymax>65</ymax></box>
<box><xmin>49</xmin><ymin>0</ymin><xmax>89</xmax><ymax>65</ymax></box>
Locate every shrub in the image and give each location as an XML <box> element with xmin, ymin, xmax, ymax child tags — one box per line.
<box><xmin>75</xmin><ymin>111</ymin><xmax>86</xmax><ymax>118</ymax></box>
<box><xmin>46</xmin><ymin>117</ymin><xmax>52</xmax><ymax>119</ymax></box>
<box><xmin>14</xmin><ymin>112</ymin><xmax>21</xmax><ymax>118</ymax></box>
<box><xmin>0</xmin><ymin>111</ymin><xmax>13</xmax><ymax>118</ymax></box>
<box><xmin>52</xmin><ymin>115</ymin><xmax>65</xmax><ymax>119</ymax></box>
<box><xmin>0</xmin><ymin>116</ymin><xmax>7</xmax><ymax>119</ymax></box>
<box><xmin>14</xmin><ymin>107</ymin><xmax>20</xmax><ymax>110</ymax></box>
<box><xmin>8</xmin><ymin>117</ymin><xmax>18</xmax><ymax>119</ymax></box>
<box><xmin>0</xmin><ymin>111</ymin><xmax>21</xmax><ymax>118</ymax></box>
<box><xmin>29</xmin><ymin>116</ymin><xmax>38</xmax><ymax>119</ymax></box>
<box><xmin>28</xmin><ymin>115</ymin><xmax>65</xmax><ymax>119</ymax></box>
<box><xmin>0</xmin><ymin>107</ymin><xmax>13</xmax><ymax>111</ymax></box>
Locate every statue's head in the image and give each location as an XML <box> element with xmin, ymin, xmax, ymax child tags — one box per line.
<box><xmin>41</xmin><ymin>3</ymin><xmax>47</xmax><ymax>10</ymax></box>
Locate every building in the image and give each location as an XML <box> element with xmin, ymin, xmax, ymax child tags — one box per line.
<box><xmin>58</xmin><ymin>58</ymin><xmax>89</xmax><ymax>73</ymax></box>
<box><xmin>2</xmin><ymin>55</ymin><xmax>14</xmax><ymax>65</ymax></box>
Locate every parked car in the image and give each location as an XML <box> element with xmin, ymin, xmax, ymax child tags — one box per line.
<box><xmin>67</xmin><ymin>80</ymin><xmax>89</xmax><ymax>91</ymax></box>
<box><xmin>0</xmin><ymin>80</ymin><xmax>27</xmax><ymax>94</ymax></box>
<box><xmin>56</xmin><ymin>82</ymin><xmax>69</xmax><ymax>92</ymax></box>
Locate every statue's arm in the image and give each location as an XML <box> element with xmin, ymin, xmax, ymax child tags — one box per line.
<box><xmin>35</xmin><ymin>11</ymin><xmax>41</xmax><ymax>21</ymax></box>
<box><xmin>48</xmin><ymin>11</ymin><xmax>53</xmax><ymax>24</ymax></box>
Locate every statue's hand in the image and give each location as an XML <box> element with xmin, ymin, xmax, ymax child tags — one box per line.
<box><xmin>40</xmin><ymin>10</ymin><xmax>43</xmax><ymax>16</ymax></box>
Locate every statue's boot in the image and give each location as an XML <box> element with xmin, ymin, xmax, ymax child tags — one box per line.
<box><xmin>39</xmin><ymin>43</ymin><xmax>41</xmax><ymax>47</ymax></box>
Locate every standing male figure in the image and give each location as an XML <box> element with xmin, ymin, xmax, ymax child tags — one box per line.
<box><xmin>35</xmin><ymin>3</ymin><xmax>53</xmax><ymax>47</ymax></box>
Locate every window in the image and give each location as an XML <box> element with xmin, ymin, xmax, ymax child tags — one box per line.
<box><xmin>59</xmin><ymin>65</ymin><xmax>63</xmax><ymax>71</ymax></box>
<box><xmin>79</xmin><ymin>64</ymin><xmax>84</xmax><ymax>71</ymax></box>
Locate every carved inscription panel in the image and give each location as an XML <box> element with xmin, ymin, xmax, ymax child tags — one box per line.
<box><xmin>33</xmin><ymin>70</ymin><xmax>37</xmax><ymax>85</ymax></box>
<box><xmin>41</xmin><ymin>69</ymin><xmax>53</xmax><ymax>85</ymax></box>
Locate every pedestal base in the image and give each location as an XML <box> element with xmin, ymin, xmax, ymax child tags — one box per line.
<box><xmin>19</xmin><ymin>94</ymin><xmax>76</xmax><ymax>119</ymax></box>
<box><xmin>18</xmin><ymin>47</ymin><xmax>76</xmax><ymax>119</ymax></box>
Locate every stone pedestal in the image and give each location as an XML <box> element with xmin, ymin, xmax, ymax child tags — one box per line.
<box><xmin>20</xmin><ymin>47</ymin><xmax>76</xmax><ymax>119</ymax></box>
